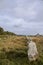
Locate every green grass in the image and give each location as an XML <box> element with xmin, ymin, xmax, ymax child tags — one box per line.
<box><xmin>0</xmin><ymin>35</ymin><xmax>43</xmax><ymax>65</ymax></box>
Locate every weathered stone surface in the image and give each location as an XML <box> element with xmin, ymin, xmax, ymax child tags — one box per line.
<box><xmin>28</xmin><ymin>41</ymin><xmax>38</xmax><ymax>61</ymax></box>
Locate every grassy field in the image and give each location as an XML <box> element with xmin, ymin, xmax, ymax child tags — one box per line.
<box><xmin>0</xmin><ymin>35</ymin><xmax>43</xmax><ymax>65</ymax></box>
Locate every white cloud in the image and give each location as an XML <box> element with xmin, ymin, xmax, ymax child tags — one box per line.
<box><xmin>0</xmin><ymin>0</ymin><xmax>43</xmax><ymax>35</ymax></box>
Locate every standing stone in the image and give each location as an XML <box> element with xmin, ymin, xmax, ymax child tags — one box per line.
<box><xmin>28</xmin><ymin>40</ymin><xmax>38</xmax><ymax>61</ymax></box>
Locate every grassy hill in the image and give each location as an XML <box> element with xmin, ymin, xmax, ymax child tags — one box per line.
<box><xmin>0</xmin><ymin>27</ymin><xmax>43</xmax><ymax>65</ymax></box>
<box><xmin>0</xmin><ymin>27</ymin><xmax>16</xmax><ymax>35</ymax></box>
<box><xmin>0</xmin><ymin>35</ymin><xmax>43</xmax><ymax>65</ymax></box>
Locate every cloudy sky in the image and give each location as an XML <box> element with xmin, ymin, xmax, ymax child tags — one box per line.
<box><xmin>0</xmin><ymin>0</ymin><xmax>43</xmax><ymax>35</ymax></box>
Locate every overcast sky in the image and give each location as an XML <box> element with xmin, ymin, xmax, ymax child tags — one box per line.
<box><xmin>0</xmin><ymin>0</ymin><xmax>43</xmax><ymax>35</ymax></box>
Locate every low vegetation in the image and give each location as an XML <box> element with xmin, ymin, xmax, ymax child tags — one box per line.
<box><xmin>0</xmin><ymin>27</ymin><xmax>43</xmax><ymax>65</ymax></box>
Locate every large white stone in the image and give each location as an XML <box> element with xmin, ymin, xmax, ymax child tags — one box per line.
<box><xmin>28</xmin><ymin>41</ymin><xmax>38</xmax><ymax>61</ymax></box>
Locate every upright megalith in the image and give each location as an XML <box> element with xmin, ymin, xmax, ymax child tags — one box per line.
<box><xmin>26</xmin><ymin>36</ymin><xmax>38</xmax><ymax>61</ymax></box>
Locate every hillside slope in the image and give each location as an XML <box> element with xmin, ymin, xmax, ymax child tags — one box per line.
<box><xmin>0</xmin><ymin>35</ymin><xmax>43</xmax><ymax>65</ymax></box>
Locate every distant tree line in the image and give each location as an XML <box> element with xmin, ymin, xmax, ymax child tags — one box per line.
<box><xmin>0</xmin><ymin>27</ymin><xmax>16</xmax><ymax>35</ymax></box>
